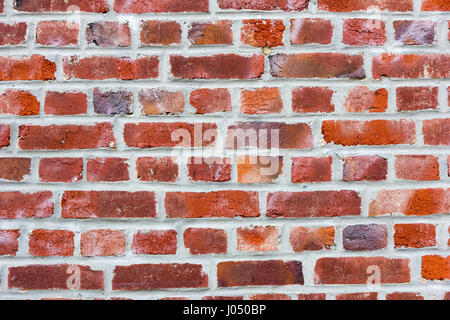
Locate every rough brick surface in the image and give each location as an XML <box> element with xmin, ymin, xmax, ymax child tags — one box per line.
<box><xmin>0</xmin><ymin>0</ymin><xmax>448</xmax><ymax>301</ymax></box>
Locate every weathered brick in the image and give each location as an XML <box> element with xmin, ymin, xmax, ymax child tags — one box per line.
<box><xmin>0</xmin><ymin>55</ymin><xmax>56</xmax><ymax>81</ymax></box>
<box><xmin>189</xmin><ymin>21</ymin><xmax>233</xmax><ymax>45</ymax></box>
<box><xmin>0</xmin><ymin>89</ymin><xmax>39</xmax><ymax>116</ymax></box>
<box><xmin>93</xmin><ymin>88</ymin><xmax>133</xmax><ymax>115</ymax></box>
<box><xmin>290</xmin><ymin>227</ymin><xmax>335</xmax><ymax>252</ymax></box>
<box><xmin>190</xmin><ymin>88</ymin><xmax>232</xmax><ymax>114</ymax></box>
<box><xmin>322</xmin><ymin>120</ymin><xmax>416</xmax><ymax>146</ymax></box>
<box><xmin>0</xmin><ymin>124</ymin><xmax>9</xmax><ymax>148</ymax></box>
<box><xmin>241</xmin><ymin>20</ymin><xmax>285</xmax><ymax>48</ymax></box>
<box><xmin>241</xmin><ymin>88</ymin><xmax>283</xmax><ymax>114</ymax></box>
<box><xmin>298</xmin><ymin>294</ymin><xmax>326</xmax><ymax>300</ymax></box>
<box><xmin>422</xmin><ymin>0</ymin><xmax>450</xmax><ymax>11</ymax></box>
<box><xmin>0</xmin><ymin>191</ymin><xmax>53</xmax><ymax>219</ymax></box>
<box><xmin>188</xmin><ymin>157</ymin><xmax>231</xmax><ymax>182</ymax></box>
<box><xmin>0</xmin><ymin>230</ymin><xmax>20</xmax><ymax>256</ymax></box>
<box><xmin>249</xmin><ymin>294</ymin><xmax>291</xmax><ymax>300</ymax></box>
<box><xmin>218</xmin><ymin>0</ymin><xmax>308</xmax><ymax>11</ymax></box>
<box><xmin>292</xmin><ymin>87</ymin><xmax>335</xmax><ymax>113</ymax></box>
<box><xmin>81</xmin><ymin>230</ymin><xmax>126</xmax><ymax>257</ymax></box>
<box><xmin>237</xmin><ymin>156</ymin><xmax>282</xmax><ymax>183</ymax></box>
<box><xmin>132</xmin><ymin>230</ymin><xmax>177</xmax><ymax>255</ymax></box>
<box><xmin>140</xmin><ymin>21</ymin><xmax>181</xmax><ymax>46</ymax></box>
<box><xmin>0</xmin><ymin>22</ymin><xmax>27</xmax><ymax>46</ymax></box>
<box><xmin>344</xmin><ymin>87</ymin><xmax>388</xmax><ymax>113</ymax></box>
<box><xmin>343</xmin><ymin>19</ymin><xmax>386</xmax><ymax>46</ymax></box>
<box><xmin>86</xmin><ymin>22</ymin><xmax>131</xmax><ymax>47</ymax></box>
<box><xmin>267</xmin><ymin>191</ymin><xmax>361</xmax><ymax>218</ymax></box>
<box><xmin>170</xmin><ymin>54</ymin><xmax>264</xmax><ymax>79</ymax></box>
<box><xmin>291</xmin><ymin>157</ymin><xmax>332</xmax><ymax>183</ymax></box>
<box><xmin>386</xmin><ymin>292</ymin><xmax>424</xmax><ymax>300</ymax></box>
<box><xmin>165</xmin><ymin>191</ymin><xmax>259</xmax><ymax>218</ymax></box>
<box><xmin>342</xmin><ymin>224</ymin><xmax>388</xmax><ymax>251</ymax></box>
<box><xmin>9</xmin><ymin>265</ymin><xmax>104</xmax><ymax>290</ymax></box>
<box><xmin>19</xmin><ymin>123</ymin><xmax>116</xmax><ymax>150</ymax></box>
<box><xmin>114</xmin><ymin>0</ymin><xmax>209</xmax><ymax>13</ymax></box>
<box><xmin>336</xmin><ymin>292</ymin><xmax>378</xmax><ymax>300</ymax></box>
<box><xmin>139</xmin><ymin>89</ymin><xmax>184</xmax><ymax>115</ymax></box>
<box><xmin>318</xmin><ymin>0</ymin><xmax>413</xmax><ymax>12</ymax></box>
<box><xmin>112</xmin><ymin>264</ymin><xmax>208</xmax><ymax>290</ymax></box>
<box><xmin>422</xmin><ymin>255</ymin><xmax>449</xmax><ymax>280</ymax></box>
<box><xmin>14</xmin><ymin>0</ymin><xmax>109</xmax><ymax>12</ymax></box>
<box><xmin>343</xmin><ymin>156</ymin><xmax>388</xmax><ymax>181</ymax></box>
<box><xmin>395</xmin><ymin>155</ymin><xmax>439</xmax><ymax>181</ymax></box>
<box><xmin>184</xmin><ymin>228</ymin><xmax>227</xmax><ymax>254</ymax></box>
<box><xmin>63</xmin><ymin>56</ymin><xmax>159</xmax><ymax>80</ymax></box>
<box><xmin>270</xmin><ymin>53</ymin><xmax>365</xmax><ymax>79</ymax></box>
<box><xmin>369</xmin><ymin>188</ymin><xmax>449</xmax><ymax>216</ymax></box>
<box><xmin>394</xmin><ymin>20</ymin><xmax>436</xmax><ymax>45</ymax></box>
<box><xmin>396</xmin><ymin>87</ymin><xmax>438</xmax><ymax>111</ymax></box>
<box><xmin>315</xmin><ymin>257</ymin><xmax>410</xmax><ymax>284</ymax></box>
<box><xmin>423</xmin><ymin>119</ymin><xmax>450</xmax><ymax>145</ymax></box>
<box><xmin>29</xmin><ymin>229</ymin><xmax>74</xmax><ymax>257</ymax></box>
<box><xmin>217</xmin><ymin>260</ymin><xmax>303</xmax><ymax>287</ymax></box>
<box><xmin>87</xmin><ymin>158</ymin><xmax>129</xmax><ymax>182</ymax></box>
<box><xmin>44</xmin><ymin>91</ymin><xmax>88</xmax><ymax>115</ymax></box>
<box><xmin>36</xmin><ymin>21</ymin><xmax>79</xmax><ymax>46</ymax></box>
<box><xmin>0</xmin><ymin>157</ymin><xmax>31</xmax><ymax>181</ymax></box>
<box><xmin>237</xmin><ymin>226</ymin><xmax>279</xmax><ymax>252</ymax></box>
<box><xmin>290</xmin><ymin>19</ymin><xmax>333</xmax><ymax>44</ymax></box>
<box><xmin>136</xmin><ymin>157</ymin><xmax>178</xmax><ymax>182</ymax></box>
<box><xmin>394</xmin><ymin>224</ymin><xmax>436</xmax><ymax>248</ymax></box>
<box><xmin>39</xmin><ymin>158</ymin><xmax>83</xmax><ymax>183</ymax></box>
<box><xmin>62</xmin><ymin>191</ymin><xmax>156</xmax><ymax>219</ymax></box>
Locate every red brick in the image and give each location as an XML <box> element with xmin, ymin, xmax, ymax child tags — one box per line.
<box><xmin>0</xmin><ymin>55</ymin><xmax>56</xmax><ymax>81</ymax></box>
<box><xmin>189</xmin><ymin>21</ymin><xmax>233</xmax><ymax>45</ymax></box>
<box><xmin>298</xmin><ymin>294</ymin><xmax>326</xmax><ymax>300</ymax></box>
<box><xmin>36</xmin><ymin>21</ymin><xmax>79</xmax><ymax>46</ymax></box>
<box><xmin>113</xmin><ymin>264</ymin><xmax>208</xmax><ymax>290</ymax></box>
<box><xmin>290</xmin><ymin>227</ymin><xmax>335</xmax><ymax>252</ymax></box>
<box><xmin>0</xmin><ymin>158</ymin><xmax>30</xmax><ymax>181</ymax></box>
<box><xmin>394</xmin><ymin>224</ymin><xmax>436</xmax><ymax>248</ymax></box>
<box><xmin>14</xmin><ymin>0</ymin><xmax>109</xmax><ymax>12</ymax></box>
<box><xmin>218</xmin><ymin>0</ymin><xmax>308</xmax><ymax>11</ymax></box>
<box><xmin>322</xmin><ymin>120</ymin><xmax>416</xmax><ymax>146</ymax></box>
<box><xmin>0</xmin><ymin>124</ymin><xmax>9</xmax><ymax>148</ymax></box>
<box><xmin>202</xmin><ymin>296</ymin><xmax>243</xmax><ymax>300</ymax></box>
<box><xmin>292</xmin><ymin>87</ymin><xmax>335</xmax><ymax>113</ymax></box>
<box><xmin>336</xmin><ymin>292</ymin><xmax>378</xmax><ymax>300</ymax></box>
<box><xmin>422</xmin><ymin>0</ymin><xmax>450</xmax><ymax>11</ymax></box>
<box><xmin>241</xmin><ymin>88</ymin><xmax>282</xmax><ymax>114</ymax></box>
<box><xmin>87</xmin><ymin>158</ymin><xmax>129</xmax><ymax>182</ymax></box>
<box><xmin>315</xmin><ymin>257</ymin><xmax>410</xmax><ymax>284</ymax></box>
<box><xmin>19</xmin><ymin>123</ymin><xmax>116</xmax><ymax>150</ymax></box>
<box><xmin>343</xmin><ymin>156</ymin><xmax>388</xmax><ymax>181</ymax></box>
<box><xmin>0</xmin><ymin>0</ymin><xmax>3</xmax><ymax>13</ymax></box>
<box><xmin>291</xmin><ymin>157</ymin><xmax>332</xmax><ymax>183</ymax></box>
<box><xmin>237</xmin><ymin>156</ymin><xmax>283</xmax><ymax>183</ymax></box>
<box><xmin>422</xmin><ymin>255</ymin><xmax>449</xmax><ymax>280</ymax></box>
<box><xmin>0</xmin><ymin>89</ymin><xmax>39</xmax><ymax>116</ymax></box>
<box><xmin>369</xmin><ymin>188</ymin><xmax>449</xmax><ymax>216</ymax></box>
<box><xmin>227</xmin><ymin>122</ymin><xmax>313</xmax><ymax>149</ymax></box>
<box><xmin>373</xmin><ymin>54</ymin><xmax>450</xmax><ymax>79</ymax></box>
<box><xmin>250</xmin><ymin>294</ymin><xmax>291</xmax><ymax>300</ymax></box>
<box><xmin>344</xmin><ymin>87</ymin><xmax>388</xmax><ymax>113</ymax></box>
<box><xmin>124</xmin><ymin>122</ymin><xmax>217</xmax><ymax>148</ymax></box>
<box><xmin>0</xmin><ymin>191</ymin><xmax>53</xmax><ymax>219</ymax></box>
<box><xmin>165</xmin><ymin>191</ymin><xmax>259</xmax><ymax>218</ymax></box>
<box><xmin>81</xmin><ymin>230</ymin><xmax>126</xmax><ymax>257</ymax></box>
<box><xmin>270</xmin><ymin>53</ymin><xmax>365</xmax><ymax>79</ymax></box>
<box><xmin>114</xmin><ymin>0</ymin><xmax>209</xmax><ymax>13</ymax></box>
<box><xmin>62</xmin><ymin>56</ymin><xmax>159</xmax><ymax>80</ymax></box>
<box><xmin>0</xmin><ymin>22</ymin><xmax>27</xmax><ymax>46</ymax></box>
<box><xmin>139</xmin><ymin>89</ymin><xmax>184</xmax><ymax>115</ymax></box>
<box><xmin>0</xmin><ymin>230</ymin><xmax>19</xmax><ymax>256</ymax></box>
<box><xmin>394</xmin><ymin>21</ymin><xmax>436</xmax><ymax>45</ymax></box>
<box><xmin>423</xmin><ymin>119</ymin><xmax>450</xmax><ymax>145</ymax></box>
<box><xmin>343</xmin><ymin>19</ymin><xmax>386</xmax><ymax>46</ymax></box>
<box><xmin>188</xmin><ymin>157</ymin><xmax>231</xmax><ymax>182</ymax></box>
<box><xmin>136</xmin><ymin>157</ymin><xmax>178</xmax><ymax>182</ymax></box>
<box><xmin>386</xmin><ymin>292</ymin><xmax>424</xmax><ymax>300</ymax></box>
<box><xmin>267</xmin><ymin>191</ymin><xmax>361</xmax><ymax>218</ymax></box>
<box><xmin>190</xmin><ymin>88</ymin><xmax>232</xmax><ymax>114</ymax></box>
<box><xmin>86</xmin><ymin>22</ymin><xmax>131</xmax><ymax>47</ymax></box>
<box><xmin>29</xmin><ymin>230</ymin><xmax>74</xmax><ymax>257</ymax></box>
<box><xmin>132</xmin><ymin>230</ymin><xmax>177</xmax><ymax>255</ymax></box>
<box><xmin>170</xmin><ymin>54</ymin><xmax>264</xmax><ymax>79</ymax></box>
<box><xmin>237</xmin><ymin>226</ymin><xmax>279</xmax><ymax>252</ymax></box>
<box><xmin>396</xmin><ymin>87</ymin><xmax>438</xmax><ymax>111</ymax></box>
<box><xmin>343</xmin><ymin>224</ymin><xmax>388</xmax><ymax>251</ymax></box>
<box><xmin>39</xmin><ymin>158</ymin><xmax>82</xmax><ymax>183</ymax></box>
<box><xmin>395</xmin><ymin>155</ymin><xmax>439</xmax><ymax>181</ymax></box>
<box><xmin>241</xmin><ymin>20</ymin><xmax>285</xmax><ymax>48</ymax></box>
<box><xmin>44</xmin><ymin>91</ymin><xmax>88</xmax><ymax>115</ymax></box>
<box><xmin>62</xmin><ymin>191</ymin><xmax>156</xmax><ymax>219</ymax></box>
<box><xmin>217</xmin><ymin>260</ymin><xmax>303</xmax><ymax>287</ymax></box>
<box><xmin>140</xmin><ymin>21</ymin><xmax>181</xmax><ymax>46</ymax></box>
<box><xmin>93</xmin><ymin>88</ymin><xmax>133</xmax><ymax>115</ymax></box>
<box><xmin>318</xmin><ymin>0</ymin><xmax>413</xmax><ymax>12</ymax></box>
<box><xmin>184</xmin><ymin>228</ymin><xmax>227</xmax><ymax>254</ymax></box>
<box><xmin>9</xmin><ymin>265</ymin><xmax>104</xmax><ymax>290</ymax></box>
<box><xmin>290</xmin><ymin>19</ymin><xmax>333</xmax><ymax>44</ymax></box>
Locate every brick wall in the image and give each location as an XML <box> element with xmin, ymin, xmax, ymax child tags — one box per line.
<box><xmin>0</xmin><ymin>0</ymin><xmax>449</xmax><ymax>300</ymax></box>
